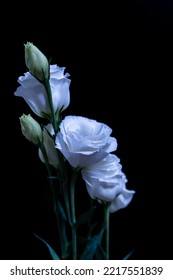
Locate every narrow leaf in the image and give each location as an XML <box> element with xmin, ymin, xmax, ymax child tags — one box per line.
<box><xmin>34</xmin><ymin>233</ymin><xmax>60</xmax><ymax>260</ymax></box>
<box><xmin>47</xmin><ymin>176</ymin><xmax>58</xmax><ymax>180</ymax></box>
<box><xmin>56</xmin><ymin>200</ymin><xmax>67</xmax><ymax>221</ymax></box>
<box><xmin>95</xmin><ymin>244</ymin><xmax>106</xmax><ymax>260</ymax></box>
<box><xmin>80</xmin><ymin>229</ymin><xmax>104</xmax><ymax>260</ymax></box>
<box><xmin>123</xmin><ymin>248</ymin><xmax>135</xmax><ymax>260</ymax></box>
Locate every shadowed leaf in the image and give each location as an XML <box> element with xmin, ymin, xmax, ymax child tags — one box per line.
<box><xmin>34</xmin><ymin>233</ymin><xmax>60</xmax><ymax>260</ymax></box>
<box><xmin>123</xmin><ymin>248</ymin><xmax>135</xmax><ymax>260</ymax></box>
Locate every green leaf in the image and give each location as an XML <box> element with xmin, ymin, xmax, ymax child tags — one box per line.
<box><xmin>80</xmin><ymin>229</ymin><xmax>104</xmax><ymax>260</ymax></box>
<box><xmin>76</xmin><ymin>206</ymin><xmax>96</xmax><ymax>229</ymax></box>
<box><xmin>47</xmin><ymin>176</ymin><xmax>58</xmax><ymax>180</ymax></box>
<box><xmin>57</xmin><ymin>200</ymin><xmax>67</xmax><ymax>221</ymax></box>
<box><xmin>34</xmin><ymin>233</ymin><xmax>60</xmax><ymax>260</ymax></box>
<box><xmin>95</xmin><ymin>244</ymin><xmax>106</xmax><ymax>260</ymax></box>
<box><xmin>123</xmin><ymin>248</ymin><xmax>135</xmax><ymax>260</ymax></box>
<box><xmin>41</xmin><ymin>112</ymin><xmax>51</xmax><ymax>119</ymax></box>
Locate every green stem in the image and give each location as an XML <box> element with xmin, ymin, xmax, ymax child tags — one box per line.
<box><xmin>56</xmin><ymin>211</ymin><xmax>67</xmax><ymax>259</ymax></box>
<box><xmin>39</xmin><ymin>140</ymin><xmax>56</xmax><ymax>209</ymax></box>
<box><xmin>63</xmin><ymin>178</ymin><xmax>72</xmax><ymax>225</ymax></box>
<box><xmin>39</xmin><ymin>140</ymin><xmax>66</xmax><ymax>259</ymax></box>
<box><xmin>104</xmin><ymin>203</ymin><xmax>110</xmax><ymax>260</ymax></box>
<box><xmin>70</xmin><ymin>169</ymin><xmax>79</xmax><ymax>259</ymax></box>
<box><xmin>43</xmin><ymin>78</ymin><xmax>72</xmax><ymax>255</ymax></box>
<box><xmin>44</xmin><ymin>80</ymin><xmax>58</xmax><ymax>134</ymax></box>
<box><xmin>56</xmin><ymin>150</ymin><xmax>72</xmax><ymax>225</ymax></box>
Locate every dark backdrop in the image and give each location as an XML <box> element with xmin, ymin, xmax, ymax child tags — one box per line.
<box><xmin>1</xmin><ymin>0</ymin><xmax>172</xmax><ymax>260</ymax></box>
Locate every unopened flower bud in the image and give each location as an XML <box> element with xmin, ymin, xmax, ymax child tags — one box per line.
<box><xmin>20</xmin><ymin>114</ymin><xmax>42</xmax><ymax>145</ymax></box>
<box><xmin>24</xmin><ymin>42</ymin><xmax>49</xmax><ymax>82</ymax></box>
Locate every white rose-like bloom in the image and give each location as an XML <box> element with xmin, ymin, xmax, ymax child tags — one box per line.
<box><xmin>109</xmin><ymin>187</ymin><xmax>135</xmax><ymax>213</ymax></box>
<box><xmin>14</xmin><ymin>65</ymin><xmax>71</xmax><ymax>119</ymax></box>
<box><xmin>81</xmin><ymin>154</ymin><xmax>135</xmax><ymax>213</ymax></box>
<box><xmin>55</xmin><ymin>116</ymin><xmax>117</xmax><ymax>168</ymax></box>
<box><xmin>38</xmin><ymin>124</ymin><xmax>59</xmax><ymax>169</ymax></box>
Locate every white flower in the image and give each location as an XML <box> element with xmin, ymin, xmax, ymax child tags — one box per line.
<box><xmin>81</xmin><ymin>154</ymin><xmax>135</xmax><ymax>212</ymax></box>
<box><xmin>81</xmin><ymin>154</ymin><xmax>123</xmax><ymax>201</ymax></box>
<box><xmin>109</xmin><ymin>188</ymin><xmax>135</xmax><ymax>213</ymax></box>
<box><xmin>14</xmin><ymin>65</ymin><xmax>71</xmax><ymax>119</ymax></box>
<box><xmin>55</xmin><ymin>116</ymin><xmax>117</xmax><ymax>168</ymax></box>
<box><xmin>38</xmin><ymin>124</ymin><xmax>59</xmax><ymax>169</ymax></box>
<box><xmin>24</xmin><ymin>42</ymin><xmax>49</xmax><ymax>82</ymax></box>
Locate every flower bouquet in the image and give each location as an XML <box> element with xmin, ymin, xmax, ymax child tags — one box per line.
<box><xmin>14</xmin><ymin>42</ymin><xmax>135</xmax><ymax>260</ymax></box>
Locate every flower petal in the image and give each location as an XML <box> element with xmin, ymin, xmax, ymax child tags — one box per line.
<box><xmin>109</xmin><ymin>188</ymin><xmax>135</xmax><ymax>213</ymax></box>
<box><xmin>55</xmin><ymin>116</ymin><xmax>117</xmax><ymax>167</ymax></box>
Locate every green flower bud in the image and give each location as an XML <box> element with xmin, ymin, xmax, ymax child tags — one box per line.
<box><xmin>24</xmin><ymin>42</ymin><xmax>49</xmax><ymax>82</ymax></box>
<box><xmin>19</xmin><ymin>114</ymin><xmax>42</xmax><ymax>145</ymax></box>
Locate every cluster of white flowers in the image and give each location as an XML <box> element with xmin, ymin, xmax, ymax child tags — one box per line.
<box><xmin>15</xmin><ymin>42</ymin><xmax>135</xmax><ymax>214</ymax></box>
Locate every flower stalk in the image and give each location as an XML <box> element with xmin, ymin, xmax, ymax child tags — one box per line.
<box><xmin>39</xmin><ymin>139</ymin><xmax>69</xmax><ymax>259</ymax></box>
<box><xmin>44</xmin><ymin>80</ymin><xmax>58</xmax><ymax>135</ymax></box>
<box><xmin>104</xmin><ymin>202</ymin><xmax>110</xmax><ymax>260</ymax></box>
<box><xmin>70</xmin><ymin>169</ymin><xmax>79</xmax><ymax>259</ymax></box>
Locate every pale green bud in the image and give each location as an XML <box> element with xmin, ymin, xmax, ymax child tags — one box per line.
<box><xmin>24</xmin><ymin>42</ymin><xmax>49</xmax><ymax>82</ymax></box>
<box><xmin>19</xmin><ymin>114</ymin><xmax>42</xmax><ymax>145</ymax></box>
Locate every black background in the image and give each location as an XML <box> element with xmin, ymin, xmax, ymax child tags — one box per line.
<box><xmin>1</xmin><ymin>0</ymin><xmax>172</xmax><ymax>260</ymax></box>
